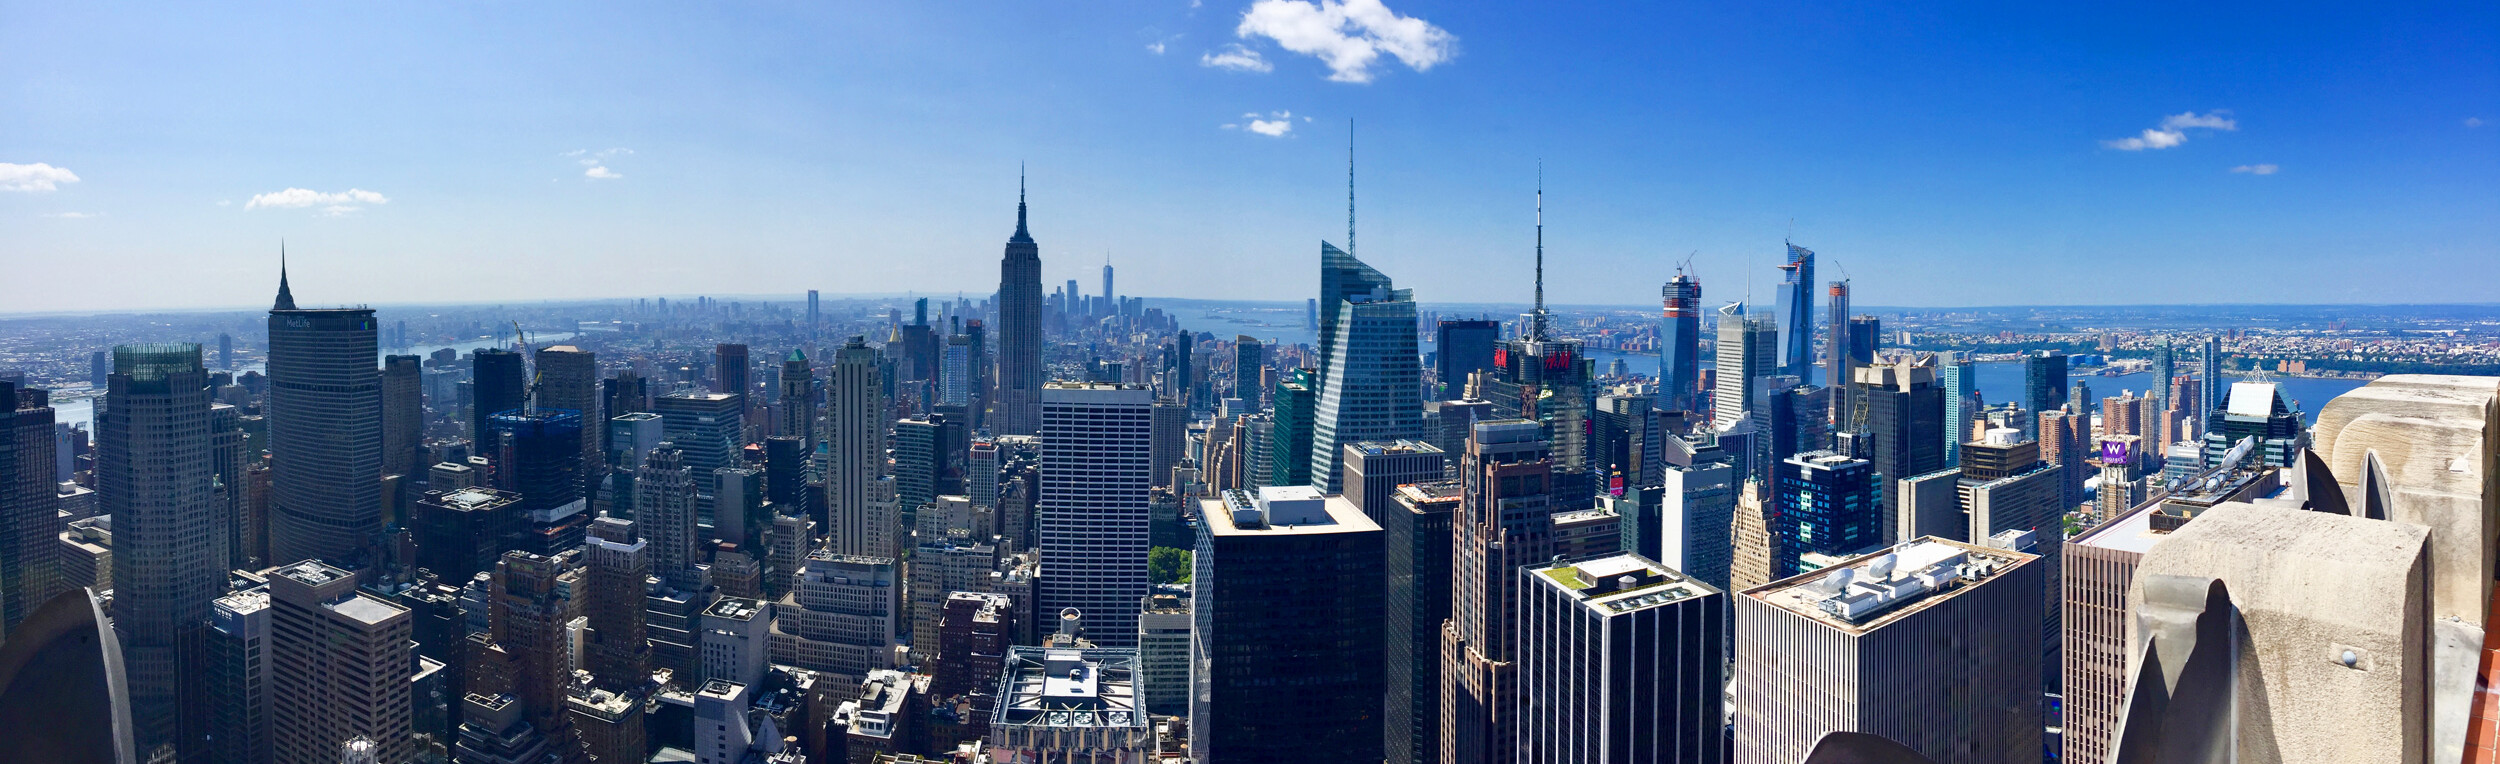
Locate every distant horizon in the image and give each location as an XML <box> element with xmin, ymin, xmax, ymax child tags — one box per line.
<box><xmin>9</xmin><ymin>292</ymin><xmax>2500</xmax><ymax>322</ymax></box>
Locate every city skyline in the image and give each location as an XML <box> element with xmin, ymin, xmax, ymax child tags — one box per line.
<box><xmin>7</xmin><ymin>4</ymin><xmax>2500</xmax><ymax>763</ymax></box>
<box><xmin>7</xmin><ymin>2</ymin><xmax>2496</xmax><ymax>314</ymax></box>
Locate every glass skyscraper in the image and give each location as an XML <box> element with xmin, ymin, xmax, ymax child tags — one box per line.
<box><xmin>100</xmin><ymin>343</ymin><xmax>226</xmax><ymax>755</ymax></box>
<box><xmin>1773</xmin><ymin>450</ymin><xmax>1881</xmax><ymax>576</ymax></box>
<box><xmin>1773</xmin><ymin>243</ymin><xmax>1816</xmax><ymax>379</ymax></box>
<box><xmin>1434</xmin><ymin>319</ymin><xmax>1499</xmax><ymax>401</ymax></box>
<box><xmin>1942</xmin><ymin>355</ymin><xmax>1976</xmax><ymax>467</ymax></box>
<box><xmin>1309</xmin><ymin>246</ymin><xmax>1423</xmax><ymax>494</ymax></box>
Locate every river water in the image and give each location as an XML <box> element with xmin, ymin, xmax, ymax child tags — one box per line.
<box><xmin>1169</xmin><ymin>304</ymin><xmax>2363</xmax><ymax>425</ymax></box>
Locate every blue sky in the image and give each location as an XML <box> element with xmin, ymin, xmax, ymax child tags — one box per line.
<box><xmin>5</xmin><ymin>1</ymin><xmax>2495</xmax><ymax>313</ymax></box>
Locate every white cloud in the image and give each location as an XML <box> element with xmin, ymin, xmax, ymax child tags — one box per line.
<box><xmin>1235</xmin><ymin>0</ymin><xmax>1456</xmax><ymax>83</ymax></box>
<box><xmin>1249</xmin><ymin>119</ymin><xmax>1293</xmax><ymax>136</ymax></box>
<box><xmin>1201</xmin><ymin>44</ymin><xmax>1272</xmax><ymax>73</ymax></box>
<box><xmin>2103</xmin><ymin>110</ymin><xmax>2236</xmax><ymax>151</ymax></box>
<box><xmin>2230</xmin><ymin>164</ymin><xmax>2279</xmax><ymax>175</ymax></box>
<box><xmin>42</xmin><ymin>211</ymin><xmax>101</xmax><ymax>219</ymax></box>
<box><xmin>585</xmin><ymin>165</ymin><xmax>623</xmax><ymax>180</ymax></box>
<box><xmin>245</xmin><ymin>187</ymin><xmax>390</xmax><ymax>211</ymax></box>
<box><xmin>1148</xmin><ymin>41</ymin><xmax>1166</xmax><ymax>54</ymax></box>
<box><xmin>2106</xmin><ymin>128</ymin><xmax>2188</xmax><ymax>151</ymax></box>
<box><xmin>2469</xmin><ymin>117</ymin><xmax>2486</xmax><ymax>128</ymax></box>
<box><xmin>0</xmin><ymin>162</ymin><xmax>80</xmax><ymax>192</ymax></box>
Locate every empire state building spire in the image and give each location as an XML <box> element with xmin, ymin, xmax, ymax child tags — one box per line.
<box><xmin>1011</xmin><ymin>165</ymin><xmax>1033</xmax><ymax>244</ymax></box>
<box><xmin>273</xmin><ymin>241</ymin><xmax>296</xmax><ymax>311</ymax></box>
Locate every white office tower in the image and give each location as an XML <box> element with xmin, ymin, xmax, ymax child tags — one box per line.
<box><xmin>1037</xmin><ymin>383</ymin><xmax>1155</xmax><ymax>648</ymax></box>
<box><xmin>694</xmin><ymin>680</ymin><xmax>755</xmax><ymax>764</ymax></box>
<box><xmin>768</xmin><ymin>550</ymin><xmax>899</xmax><ymax>686</ymax></box>
<box><xmin>1732</xmin><ymin>537</ymin><xmax>2043</xmax><ymax>764</ymax></box>
<box><xmin>1712</xmin><ymin>302</ymin><xmax>1776</xmax><ymax>429</ymax></box>
<box><xmin>828</xmin><ymin>337</ymin><xmax>887</xmax><ymax>556</ymax></box>
<box><xmin>700</xmin><ymin>596</ymin><xmax>772</xmax><ymax>688</ymax></box>
<box><xmin>1660</xmin><ymin>457</ymin><xmax>1737</xmax><ymax>592</ymax></box>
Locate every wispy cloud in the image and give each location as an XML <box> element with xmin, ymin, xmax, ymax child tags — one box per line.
<box><xmin>2230</xmin><ymin>164</ymin><xmax>2279</xmax><ymax>175</ymax></box>
<box><xmin>42</xmin><ymin>211</ymin><xmax>102</xmax><ymax>219</ymax></box>
<box><xmin>0</xmin><ymin>162</ymin><xmax>80</xmax><ymax>193</ymax></box>
<box><xmin>1148</xmin><ymin>41</ymin><xmax>1167</xmax><ymax>55</ymax></box>
<box><xmin>2104</xmin><ymin>110</ymin><xmax>2237</xmax><ymax>151</ymax></box>
<box><xmin>1222</xmin><ymin>111</ymin><xmax>1297</xmax><ymax>137</ymax></box>
<box><xmin>1200</xmin><ymin>44</ymin><xmax>1271</xmax><ymax>73</ymax></box>
<box><xmin>1251</xmin><ymin>110</ymin><xmax>1294</xmax><ymax>136</ymax></box>
<box><xmin>566</xmin><ymin>148</ymin><xmax>633</xmax><ymax>181</ymax></box>
<box><xmin>1235</xmin><ymin>0</ymin><xmax>1455</xmax><ymax>83</ymax></box>
<box><xmin>2469</xmin><ymin>117</ymin><xmax>2487</xmax><ymax>128</ymax></box>
<box><xmin>246</xmin><ymin>187</ymin><xmax>389</xmax><ymax>212</ymax></box>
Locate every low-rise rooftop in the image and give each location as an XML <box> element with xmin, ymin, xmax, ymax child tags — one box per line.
<box><xmin>1528</xmin><ymin>553</ymin><xmax>1718</xmax><ymax>615</ymax></box>
<box><xmin>705</xmin><ymin>597</ymin><xmax>764</xmax><ymax>622</ymax></box>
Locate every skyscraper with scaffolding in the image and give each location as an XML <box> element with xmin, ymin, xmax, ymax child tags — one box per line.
<box><xmin>1659</xmin><ymin>267</ymin><xmax>1703</xmax><ymax>415</ymax></box>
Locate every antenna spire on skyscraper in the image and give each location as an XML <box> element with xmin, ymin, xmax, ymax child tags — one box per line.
<box><xmin>1011</xmin><ymin>164</ymin><xmax>1033</xmax><ymax>243</ymax></box>
<box><xmin>1346</xmin><ymin>119</ymin><xmax>1355</xmax><ymax>257</ymax></box>
<box><xmin>1530</xmin><ymin>162</ymin><xmax>1549</xmax><ymax>341</ymax></box>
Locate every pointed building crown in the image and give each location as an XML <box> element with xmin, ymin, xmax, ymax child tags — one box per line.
<box><xmin>272</xmin><ymin>242</ymin><xmax>297</xmax><ymax>311</ymax></box>
<box><xmin>1009</xmin><ymin>168</ymin><xmax>1034</xmax><ymax>245</ymax></box>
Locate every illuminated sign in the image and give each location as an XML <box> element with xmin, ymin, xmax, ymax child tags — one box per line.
<box><xmin>2099</xmin><ymin>439</ymin><xmax>2131</xmax><ymax>463</ymax></box>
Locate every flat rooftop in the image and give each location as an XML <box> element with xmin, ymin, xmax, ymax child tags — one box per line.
<box><xmin>432</xmin><ymin>486</ymin><xmax>517</xmax><ymax>510</ymax></box>
<box><xmin>1397</xmin><ymin>481</ymin><xmax>1464</xmax><ymax>504</ymax></box>
<box><xmin>1529</xmin><ymin>553</ymin><xmax>1718</xmax><ymax>615</ymax></box>
<box><xmin>214</xmin><ymin>588</ymin><xmax>270</xmax><ymax>615</ymax></box>
<box><xmin>1200</xmin><ymin>490</ymin><xmax>1379</xmax><ymax>537</ymax></box>
<box><xmin>994</xmin><ymin>646</ymin><xmax>1145</xmax><ymax>731</ymax></box>
<box><xmin>1351</xmin><ymin>439</ymin><xmax>1443</xmax><ymax>456</ymax></box>
<box><xmin>1748</xmin><ymin>537</ymin><xmax>2034</xmax><ymax>635</ymax></box>
<box><xmin>275</xmin><ymin>560</ymin><xmax>351</xmax><ymax>587</ymax></box>
<box><xmin>704</xmin><ymin>597</ymin><xmax>764</xmax><ymax>622</ymax></box>
<box><xmin>1552</xmin><ymin>507</ymin><xmax>1618</xmax><ymax>525</ymax></box>
<box><xmin>329</xmin><ymin>593</ymin><xmax>408</xmax><ymax>626</ymax></box>
<box><xmin>2072</xmin><ymin>502</ymin><xmax>2166</xmax><ymax>555</ymax></box>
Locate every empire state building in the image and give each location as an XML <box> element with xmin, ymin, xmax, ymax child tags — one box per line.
<box><xmin>995</xmin><ymin>176</ymin><xmax>1044</xmax><ymax>435</ymax></box>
